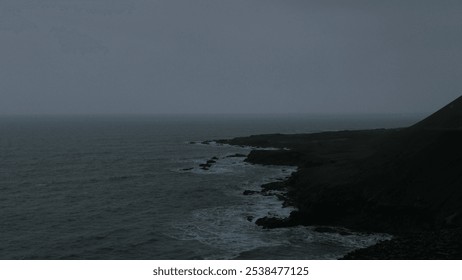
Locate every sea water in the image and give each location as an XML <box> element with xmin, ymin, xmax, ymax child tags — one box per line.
<box><xmin>0</xmin><ymin>114</ymin><xmax>420</xmax><ymax>259</ymax></box>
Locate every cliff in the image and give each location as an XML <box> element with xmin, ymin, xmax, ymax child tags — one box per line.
<box><xmin>218</xmin><ymin>95</ymin><xmax>462</xmax><ymax>258</ymax></box>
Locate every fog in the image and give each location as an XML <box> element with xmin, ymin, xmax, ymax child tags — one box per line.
<box><xmin>1</xmin><ymin>0</ymin><xmax>461</xmax><ymax>114</ymax></box>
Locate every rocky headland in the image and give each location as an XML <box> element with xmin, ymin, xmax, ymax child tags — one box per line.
<box><xmin>217</xmin><ymin>96</ymin><xmax>462</xmax><ymax>259</ymax></box>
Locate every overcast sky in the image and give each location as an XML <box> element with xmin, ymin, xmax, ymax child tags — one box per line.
<box><xmin>1</xmin><ymin>0</ymin><xmax>461</xmax><ymax>114</ymax></box>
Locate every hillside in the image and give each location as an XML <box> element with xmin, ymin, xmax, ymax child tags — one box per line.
<box><xmin>412</xmin><ymin>95</ymin><xmax>462</xmax><ymax>130</ymax></box>
<box><xmin>219</xmin><ymin>96</ymin><xmax>462</xmax><ymax>258</ymax></box>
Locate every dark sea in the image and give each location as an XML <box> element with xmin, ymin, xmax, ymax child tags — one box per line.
<box><xmin>0</xmin><ymin>114</ymin><xmax>421</xmax><ymax>259</ymax></box>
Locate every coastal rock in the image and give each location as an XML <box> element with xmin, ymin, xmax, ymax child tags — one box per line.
<box><xmin>226</xmin><ymin>153</ymin><xmax>247</xmax><ymax>158</ymax></box>
<box><xmin>313</xmin><ymin>227</ymin><xmax>352</xmax><ymax>236</ymax></box>
<box><xmin>255</xmin><ymin>211</ymin><xmax>305</xmax><ymax>229</ymax></box>
<box><xmin>199</xmin><ymin>164</ymin><xmax>210</xmax><ymax>170</ymax></box>
<box><xmin>243</xmin><ymin>190</ymin><xmax>260</xmax><ymax>195</ymax></box>
<box><xmin>255</xmin><ymin>217</ymin><xmax>294</xmax><ymax>229</ymax></box>
<box><xmin>261</xmin><ymin>181</ymin><xmax>286</xmax><ymax>191</ymax></box>
<box><xmin>198</xmin><ymin>156</ymin><xmax>220</xmax><ymax>170</ymax></box>
<box><xmin>342</xmin><ymin>229</ymin><xmax>462</xmax><ymax>259</ymax></box>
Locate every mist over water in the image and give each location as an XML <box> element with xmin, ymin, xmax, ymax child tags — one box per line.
<box><xmin>2</xmin><ymin>0</ymin><xmax>461</xmax><ymax>115</ymax></box>
<box><xmin>0</xmin><ymin>115</ymin><xmax>417</xmax><ymax>259</ymax></box>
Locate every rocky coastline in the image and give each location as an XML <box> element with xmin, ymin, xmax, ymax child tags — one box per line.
<box><xmin>215</xmin><ymin>96</ymin><xmax>462</xmax><ymax>259</ymax></box>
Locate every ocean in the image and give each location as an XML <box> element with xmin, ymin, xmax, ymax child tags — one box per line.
<box><xmin>0</xmin><ymin>114</ymin><xmax>420</xmax><ymax>259</ymax></box>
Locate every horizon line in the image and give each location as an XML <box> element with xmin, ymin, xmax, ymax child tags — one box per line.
<box><xmin>0</xmin><ymin>112</ymin><xmax>430</xmax><ymax>117</ymax></box>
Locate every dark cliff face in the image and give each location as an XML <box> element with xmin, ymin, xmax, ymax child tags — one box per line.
<box><xmin>223</xmin><ymin>96</ymin><xmax>462</xmax><ymax>234</ymax></box>
<box><xmin>294</xmin><ymin>128</ymin><xmax>462</xmax><ymax>232</ymax></box>
<box><xmin>350</xmin><ymin>96</ymin><xmax>462</xmax><ymax>231</ymax></box>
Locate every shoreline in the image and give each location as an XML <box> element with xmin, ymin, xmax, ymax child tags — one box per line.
<box><xmin>195</xmin><ymin>143</ymin><xmax>386</xmax><ymax>259</ymax></box>
<box><xmin>205</xmin><ymin>134</ymin><xmax>395</xmax><ymax>259</ymax></box>
<box><xmin>213</xmin><ymin>120</ymin><xmax>462</xmax><ymax>259</ymax></box>
<box><xmin>236</xmin><ymin>136</ymin><xmax>397</xmax><ymax>259</ymax></box>
<box><xmin>241</xmin><ymin>168</ymin><xmax>393</xmax><ymax>260</ymax></box>
<box><xmin>200</xmin><ymin>95</ymin><xmax>462</xmax><ymax>259</ymax></box>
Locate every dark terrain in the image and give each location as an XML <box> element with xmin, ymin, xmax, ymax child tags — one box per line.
<box><xmin>218</xmin><ymin>96</ymin><xmax>462</xmax><ymax>259</ymax></box>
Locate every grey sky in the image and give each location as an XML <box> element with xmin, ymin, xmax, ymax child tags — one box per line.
<box><xmin>1</xmin><ymin>0</ymin><xmax>461</xmax><ymax>114</ymax></box>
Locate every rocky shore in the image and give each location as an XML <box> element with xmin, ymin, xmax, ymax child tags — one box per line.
<box><xmin>216</xmin><ymin>96</ymin><xmax>462</xmax><ymax>259</ymax></box>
